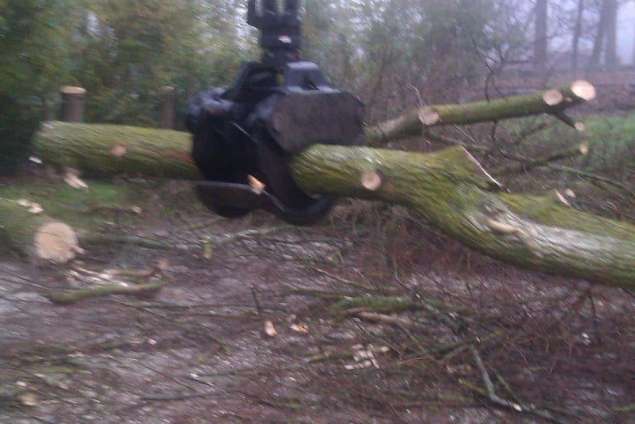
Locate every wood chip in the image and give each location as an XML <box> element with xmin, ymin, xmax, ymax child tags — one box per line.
<box><xmin>290</xmin><ymin>323</ymin><xmax>309</xmax><ymax>334</ymax></box>
<box><xmin>264</xmin><ymin>320</ymin><xmax>278</xmax><ymax>337</ymax></box>
<box><xmin>28</xmin><ymin>203</ymin><xmax>43</xmax><ymax>214</ymax></box>
<box><xmin>18</xmin><ymin>392</ymin><xmax>38</xmax><ymax>407</ymax></box>
<box><xmin>64</xmin><ymin>168</ymin><xmax>88</xmax><ymax>189</ymax></box>
<box><xmin>579</xmin><ymin>142</ymin><xmax>589</xmax><ymax>155</ymax></box>
<box><xmin>248</xmin><ymin>175</ymin><xmax>266</xmax><ymax>194</ymax></box>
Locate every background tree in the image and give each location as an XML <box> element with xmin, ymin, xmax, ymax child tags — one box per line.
<box><xmin>0</xmin><ymin>0</ymin><xmax>80</xmax><ymax>172</ymax></box>
<box><xmin>534</xmin><ymin>0</ymin><xmax>548</xmax><ymax>71</ymax></box>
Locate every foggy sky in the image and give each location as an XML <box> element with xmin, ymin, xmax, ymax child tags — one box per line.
<box><xmin>618</xmin><ymin>2</ymin><xmax>634</xmax><ymax>64</ymax></box>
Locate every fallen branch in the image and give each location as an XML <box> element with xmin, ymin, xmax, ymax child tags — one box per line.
<box><xmin>46</xmin><ymin>280</ymin><xmax>168</xmax><ymax>305</ymax></box>
<box><xmin>462</xmin><ymin>346</ymin><xmax>564</xmax><ymax>424</ymax></box>
<box><xmin>494</xmin><ymin>143</ymin><xmax>589</xmax><ymax>177</ymax></box>
<box><xmin>33</xmin><ymin>120</ymin><xmax>635</xmax><ymax>289</ymax></box>
<box><xmin>549</xmin><ymin>164</ymin><xmax>635</xmax><ymax>197</ymax></box>
<box><xmin>366</xmin><ymin>81</ymin><xmax>596</xmax><ymax>145</ymax></box>
<box><xmin>353</xmin><ymin>311</ymin><xmax>419</xmax><ymax>329</ymax></box>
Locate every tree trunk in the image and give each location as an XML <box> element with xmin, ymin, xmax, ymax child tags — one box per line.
<box><xmin>534</xmin><ymin>0</ymin><xmax>549</xmax><ymax>72</ymax></box>
<box><xmin>604</xmin><ymin>0</ymin><xmax>619</xmax><ymax>69</ymax></box>
<box><xmin>571</xmin><ymin>0</ymin><xmax>585</xmax><ymax>72</ymax></box>
<box><xmin>0</xmin><ymin>198</ymin><xmax>81</xmax><ymax>264</ymax></box>
<box><xmin>589</xmin><ymin>0</ymin><xmax>609</xmax><ymax>68</ymax></box>
<box><xmin>33</xmin><ymin>121</ymin><xmax>635</xmax><ymax>289</ymax></box>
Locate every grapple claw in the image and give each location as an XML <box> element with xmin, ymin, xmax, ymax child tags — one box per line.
<box><xmin>186</xmin><ymin>1</ymin><xmax>364</xmax><ymax>225</ymax></box>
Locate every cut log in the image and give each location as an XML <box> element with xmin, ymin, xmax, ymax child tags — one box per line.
<box><xmin>32</xmin><ymin>122</ymin><xmax>634</xmax><ymax>289</ymax></box>
<box><xmin>365</xmin><ymin>81</ymin><xmax>596</xmax><ymax>145</ymax></box>
<box><xmin>34</xmin><ymin>121</ymin><xmax>201</xmax><ymax>179</ymax></box>
<box><xmin>0</xmin><ymin>198</ymin><xmax>81</xmax><ymax>264</ymax></box>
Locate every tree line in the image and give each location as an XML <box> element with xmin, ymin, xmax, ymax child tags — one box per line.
<box><xmin>1</xmin><ymin>0</ymin><xmax>632</xmax><ymax>172</ymax></box>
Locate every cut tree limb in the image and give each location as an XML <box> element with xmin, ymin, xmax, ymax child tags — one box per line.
<box><xmin>291</xmin><ymin>145</ymin><xmax>634</xmax><ymax>289</ymax></box>
<box><xmin>0</xmin><ymin>198</ymin><xmax>81</xmax><ymax>264</ymax></box>
<box><xmin>34</xmin><ymin>121</ymin><xmax>201</xmax><ymax>179</ymax></box>
<box><xmin>32</xmin><ymin>121</ymin><xmax>634</xmax><ymax>289</ymax></box>
<box><xmin>365</xmin><ymin>81</ymin><xmax>596</xmax><ymax>145</ymax></box>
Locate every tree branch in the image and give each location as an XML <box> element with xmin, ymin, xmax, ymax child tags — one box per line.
<box><xmin>365</xmin><ymin>81</ymin><xmax>596</xmax><ymax>145</ymax></box>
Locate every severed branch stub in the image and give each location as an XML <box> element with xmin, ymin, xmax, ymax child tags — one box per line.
<box><xmin>366</xmin><ymin>80</ymin><xmax>596</xmax><ymax>145</ymax></box>
<box><xmin>361</xmin><ymin>170</ymin><xmax>384</xmax><ymax>191</ymax></box>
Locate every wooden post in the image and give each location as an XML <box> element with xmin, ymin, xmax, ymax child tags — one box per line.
<box><xmin>61</xmin><ymin>86</ymin><xmax>86</xmax><ymax>122</ymax></box>
<box><xmin>160</xmin><ymin>86</ymin><xmax>177</xmax><ymax>129</ymax></box>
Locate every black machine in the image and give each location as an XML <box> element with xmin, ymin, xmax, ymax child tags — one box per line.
<box><xmin>186</xmin><ymin>0</ymin><xmax>364</xmax><ymax>225</ymax></box>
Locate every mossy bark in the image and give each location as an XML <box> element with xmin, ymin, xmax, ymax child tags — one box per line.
<box><xmin>32</xmin><ymin>123</ymin><xmax>634</xmax><ymax>288</ymax></box>
<box><xmin>365</xmin><ymin>82</ymin><xmax>594</xmax><ymax>145</ymax></box>
<box><xmin>292</xmin><ymin>145</ymin><xmax>635</xmax><ymax>289</ymax></box>
<box><xmin>34</xmin><ymin>121</ymin><xmax>201</xmax><ymax>179</ymax></box>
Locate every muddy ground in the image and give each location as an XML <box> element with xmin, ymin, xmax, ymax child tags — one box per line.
<box><xmin>0</xmin><ymin>183</ymin><xmax>633</xmax><ymax>424</ymax></box>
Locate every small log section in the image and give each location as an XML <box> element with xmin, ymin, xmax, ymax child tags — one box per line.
<box><xmin>0</xmin><ymin>198</ymin><xmax>81</xmax><ymax>264</ymax></box>
<box><xmin>32</xmin><ymin>80</ymin><xmax>634</xmax><ymax>289</ymax></box>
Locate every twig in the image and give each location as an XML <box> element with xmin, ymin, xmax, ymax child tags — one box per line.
<box><xmin>352</xmin><ymin>311</ymin><xmax>419</xmax><ymax>329</ymax></box>
<box><xmin>251</xmin><ymin>285</ymin><xmax>262</xmax><ymax>316</ymax></box>
<box><xmin>465</xmin><ymin>346</ymin><xmax>565</xmax><ymax>424</ymax></box>
<box><xmin>548</xmin><ymin>164</ymin><xmax>635</xmax><ymax>197</ymax></box>
<box><xmin>494</xmin><ymin>143</ymin><xmax>589</xmax><ymax>177</ymax></box>
<box><xmin>141</xmin><ymin>390</ymin><xmax>217</xmax><ymax>402</ymax></box>
<box><xmin>46</xmin><ymin>280</ymin><xmax>169</xmax><ymax>305</ymax></box>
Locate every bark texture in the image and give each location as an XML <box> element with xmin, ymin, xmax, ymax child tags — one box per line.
<box><xmin>34</xmin><ymin>121</ymin><xmax>201</xmax><ymax>179</ymax></box>
<box><xmin>292</xmin><ymin>146</ymin><xmax>634</xmax><ymax>289</ymax></box>
<box><xmin>365</xmin><ymin>81</ymin><xmax>595</xmax><ymax>145</ymax></box>
<box><xmin>32</xmin><ymin>122</ymin><xmax>635</xmax><ymax>288</ymax></box>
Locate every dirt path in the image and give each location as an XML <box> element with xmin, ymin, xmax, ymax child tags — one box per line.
<box><xmin>1</xmin><ymin>202</ymin><xmax>633</xmax><ymax>423</ymax></box>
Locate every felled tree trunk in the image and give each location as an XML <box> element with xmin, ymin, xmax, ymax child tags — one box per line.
<box><xmin>33</xmin><ymin>120</ymin><xmax>635</xmax><ymax>289</ymax></box>
<box><xmin>292</xmin><ymin>145</ymin><xmax>634</xmax><ymax>289</ymax></box>
<box><xmin>0</xmin><ymin>198</ymin><xmax>81</xmax><ymax>264</ymax></box>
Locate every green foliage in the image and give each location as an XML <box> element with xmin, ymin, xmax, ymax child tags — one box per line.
<box><xmin>73</xmin><ymin>0</ymin><xmax>249</xmax><ymax>127</ymax></box>
<box><xmin>582</xmin><ymin>114</ymin><xmax>635</xmax><ymax>178</ymax></box>
<box><xmin>0</xmin><ymin>0</ymin><xmax>79</xmax><ymax>173</ymax></box>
